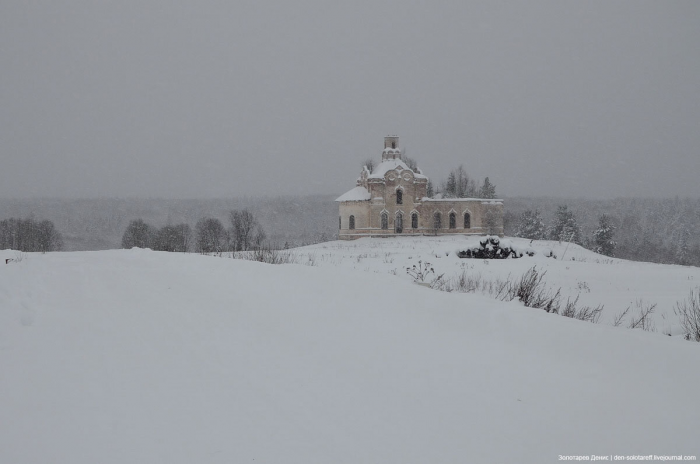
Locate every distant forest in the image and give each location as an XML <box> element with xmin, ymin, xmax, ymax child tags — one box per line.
<box><xmin>1</xmin><ymin>196</ymin><xmax>699</xmax><ymax>267</ymax></box>
<box><xmin>504</xmin><ymin>197</ymin><xmax>700</xmax><ymax>266</ymax></box>
<box><xmin>0</xmin><ymin>196</ymin><xmax>338</xmax><ymax>252</ymax></box>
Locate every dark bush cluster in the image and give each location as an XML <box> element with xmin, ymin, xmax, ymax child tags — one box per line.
<box><xmin>457</xmin><ymin>236</ymin><xmax>532</xmax><ymax>259</ymax></box>
<box><xmin>0</xmin><ymin>217</ymin><xmax>63</xmax><ymax>252</ymax></box>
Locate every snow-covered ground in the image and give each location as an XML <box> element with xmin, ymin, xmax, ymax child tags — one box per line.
<box><xmin>299</xmin><ymin>236</ymin><xmax>700</xmax><ymax>336</ymax></box>
<box><xmin>1</xmin><ymin>242</ymin><xmax>699</xmax><ymax>463</ymax></box>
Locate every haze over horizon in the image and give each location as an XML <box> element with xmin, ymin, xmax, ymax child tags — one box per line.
<box><xmin>2</xmin><ymin>1</ymin><xmax>699</xmax><ymax>199</ymax></box>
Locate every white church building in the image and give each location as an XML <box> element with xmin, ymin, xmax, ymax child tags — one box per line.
<box><xmin>336</xmin><ymin>136</ymin><xmax>504</xmax><ymax>240</ymax></box>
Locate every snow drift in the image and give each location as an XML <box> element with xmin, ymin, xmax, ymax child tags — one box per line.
<box><xmin>1</xmin><ymin>248</ymin><xmax>698</xmax><ymax>463</ymax></box>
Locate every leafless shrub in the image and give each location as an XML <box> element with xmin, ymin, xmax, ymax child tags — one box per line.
<box><xmin>305</xmin><ymin>253</ymin><xmax>317</xmax><ymax>266</ymax></box>
<box><xmin>431</xmin><ymin>276</ymin><xmax>448</xmax><ymax>291</ymax></box>
<box><xmin>561</xmin><ymin>295</ymin><xmax>603</xmax><ymax>323</ymax></box>
<box><xmin>674</xmin><ymin>287</ymin><xmax>700</xmax><ymax>342</ymax></box>
<box><xmin>576</xmin><ymin>281</ymin><xmax>590</xmax><ymax>293</ymax></box>
<box><xmin>234</xmin><ymin>246</ymin><xmax>299</xmax><ymax>265</ymax></box>
<box><xmin>407</xmin><ymin>260</ymin><xmax>444</xmax><ymax>289</ymax></box>
<box><xmin>435</xmin><ymin>264</ymin><xmax>615</xmax><ymax>327</ymax></box>
<box><xmin>490</xmin><ymin>279</ymin><xmax>512</xmax><ymax>298</ymax></box>
<box><xmin>575</xmin><ymin>304</ymin><xmax>603</xmax><ymax>324</ymax></box>
<box><xmin>445</xmin><ymin>266</ymin><xmax>562</xmax><ymax>312</ymax></box>
<box><xmin>560</xmin><ymin>296</ymin><xmax>578</xmax><ymax>318</ymax></box>
<box><xmin>497</xmin><ymin>266</ymin><xmax>561</xmax><ymax>313</ymax></box>
<box><xmin>627</xmin><ymin>299</ymin><xmax>657</xmax><ymax>331</ymax></box>
<box><xmin>257</xmin><ymin>249</ymin><xmax>296</xmax><ymax>264</ymax></box>
<box><xmin>444</xmin><ymin>270</ymin><xmax>510</xmax><ymax>298</ymax></box>
<box><xmin>450</xmin><ymin>270</ymin><xmax>481</xmax><ymax>293</ymax></box>
<box><xmin>612</xmin><ymin>306</ymin><xmax>630</xmax><ymax>327</ymax></box>
<box><xmin>5</xmin><ymin>251</ymin><xmax>27</xmax><ymax>264</ymax></box>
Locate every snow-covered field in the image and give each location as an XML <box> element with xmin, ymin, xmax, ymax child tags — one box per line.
<box><xmin>299</xmin><ymin>236</ymin><xmax>700</xmax><ymax>335</ymax></box>
<box><xmin>1</xmin><ymin>240</ymin><xmax>699</xmax><ymax>463</ymax></box>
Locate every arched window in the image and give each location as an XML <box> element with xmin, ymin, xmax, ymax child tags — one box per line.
<box><xmin>395</xmin><ymin>212</ymin><xmax>403</xmax><ymax>234</ymax></box>
<box><xmin>381</xmin><ymin>212</ymin><xmax>388</xmax><ymax>230</ymax></box>
<box><xmin>392</xmin><ymin>141</ymin><xmax>396</xmax><ymax>149</ymax></box>
<box><xmin>339</xmin><ymin>216</ymin><xmax>341</xmax><ymax>229</ymax></box>
<box><xmin>464</xmin><ymin>213</ymin><xmax>471</xmax><ymax>229</ymax></box>
<box><xmin>396</xmin><ymin>189</ymin><xmax>403</xmax><ymax>205</ymax></box>
<box><xmin>349</xmin><ymin>215</ymin><xmax>355</xmax><ymax>230</ymax></box>
<box><xmin>411</xmin><ymin>212</ymin><xmax>418</xmax><ymax>229</ymax></box>
<box><xmin>449</xmin><ymin>212</ymin><xmax>456</xmax><ymax>229</ymax></box>
<box><xmin>433</xmin><ymin>212</ymin><xmax>442</xmax><ymax>230</ymax></box>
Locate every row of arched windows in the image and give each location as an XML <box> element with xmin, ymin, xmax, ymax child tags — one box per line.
<box><xmin>381</xmin><ymin>212</ymin><xmax>409</xmax><ymax>230</ymax></box>
<box><xmin>377</xmin><ymin>211</ymin><xmax>471</xmax><ymax>231</ymax></box>
<box><xmin>342</xmin><ymin>212</ymin><xmax>471</xmax><ymax>231</ymax></box>
<box><xmin>435</xmin><ymin>212</ymin><xmax>471</xmax><ymax>229</ymax></box>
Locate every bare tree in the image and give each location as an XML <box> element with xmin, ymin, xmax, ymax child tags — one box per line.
<box><xmin>36</xmin><ymin>220</ymin><xmax>63</xmax><ymax>252</ymax></box>
<box><xmin>0</xmin><ymin>217</ymin><xmax>63</xmax><ymax>252</ymax></box>
<box><xmin>253</xmin><ymin>224</ymin><xmax>267</xmax><ymax>249</ymax></box>
<box><xmin>403</xmin><ymin>155</ymin><xmax>419</xmax><ymax>172</ymax></box>
<box><xmin>195</xmin><ymin>218</ymin><xmax>225</xmax><ymax>254</ymax></box>
<box><xmin>121</xmin><ymin>219</ymin><xmax>155</xmax><ymax>249</ymax></box>
<box><xmin>174</xmin><ymin>223</ymin><xmax>192</xmax><ymax>252</ymax></box>
<box><xmin>153</xmin><ymin>223</ymin><xmax>191</xmax><ymax>252</ymax></box>
<box><xmin>230</xmin><ymin>209</ymin><xmax>263</xmax><ymax>251</ymax></box>
<box><xmin>441</xmin><ymin>165</ymin><xmax>478</xmax><ymax>198</ymax></box>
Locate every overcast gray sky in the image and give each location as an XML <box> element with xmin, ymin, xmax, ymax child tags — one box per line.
<box><xmin>1</xmin><ymin>1</ymin><xmax>698</xmax><ymax>199</ymax></box>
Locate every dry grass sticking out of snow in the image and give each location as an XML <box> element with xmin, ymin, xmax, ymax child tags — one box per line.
<box><xmin>296</xmin><ymin>236</ymin><xmax>700</xmax><ymax>337</ymax></box>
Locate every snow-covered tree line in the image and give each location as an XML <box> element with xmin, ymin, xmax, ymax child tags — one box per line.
<box><xmin>0</xmin><ymin>197</ymin><xmax>338</xmax><ymax>251</ymax></box>
<box><xmin>437</xmin><ymin>165</ymin><xmax>497</xmax><ymax>199</ymax></box>
<box><xmin>0</xmin><ymin>217</ymin><xmax>63</xmax><ymax>252</ymax></box>
<box><xmin>515</xmin><ymin>207</ymin><xmax>615</xmax><ymax>256</ymax></box>
<box><xmin>506</xmin><ymin>197</ymin><xmax>700</xmax><ymax>265</ymax></box>
<box><xmin>3</xmin><ymin>196</ymin><xmax>699</xmax><ymax>266</ymax></box>
<box><xmin>121</xmin><ymin>209</ymin><xmax>267</xmax><ymax>254</ymax></box>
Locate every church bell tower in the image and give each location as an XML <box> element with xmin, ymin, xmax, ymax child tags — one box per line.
<box><xmin>382</xmin><ymin>135</ymin><xmax>401</xmax><ymax>161</ymax></box>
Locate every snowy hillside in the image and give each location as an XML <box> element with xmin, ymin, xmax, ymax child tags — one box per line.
<box><xmin>298</xmin><ymin>236</ymin><xmax>700</xmax><ymax>336</ymax></box>
<box><xmin>1</xmin><ymin>245</ymin><xmax>699</xmax><ymax>463</ymax></box>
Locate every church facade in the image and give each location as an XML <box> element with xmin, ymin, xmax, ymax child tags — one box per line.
<box><xmin>336</xmin><ymin>136</ymin><xmax>504</xmax><ymax>240</ymax></box>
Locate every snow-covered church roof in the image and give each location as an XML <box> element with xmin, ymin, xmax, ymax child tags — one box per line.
<box><xmin>335</xmin><ymin>186</ymin><xmax>371</xmax><ymax>202</ymax></box>
<box><xmin>367</xmin><ymin>159</ymin><xmax>427</xmax><ymax>180</ymax></box>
